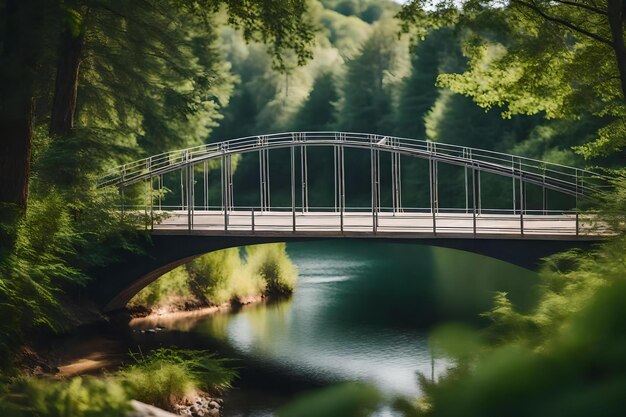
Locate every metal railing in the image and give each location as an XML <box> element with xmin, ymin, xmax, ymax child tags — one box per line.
<box><xmin>135</xmin><ymin>207</ymin><xmax>606</xmax><ymax>238</ymax></box>
<box><xmin>100</xmin><ymin>132</ymin><xmax>612</xmax><ymax>238</ymax></box>
<box><xmin>99</xmin><ymin>131</ymin><xmax>611</xmax><ymax>197</ymax></box>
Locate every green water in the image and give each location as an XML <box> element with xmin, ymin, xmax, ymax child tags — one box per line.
<box><xmin>136</xmin><ymin>240</ymin><xmax>538</xmax><ymax>416</ymax></box>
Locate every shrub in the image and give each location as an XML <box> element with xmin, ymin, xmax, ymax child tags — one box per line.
<box><xmin>130</xmin><ymin>267</ymin><xmax>191</xmax><ymax>308</ymax></box>
<box><xmin>0</xmin><ymin>376</ymin><xmax>130</xmax><ymax>417</ymax></box>
<box><xmin>116</xmin><ymin>348</ymin><xmax>237</xmax><ymax>410</ymax></box>
<box><xmin>245</xmin><ymin>243</ymin><xmax>298</xmax><ymax>297</ymax></box>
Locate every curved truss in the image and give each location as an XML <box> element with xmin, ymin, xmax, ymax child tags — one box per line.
<box><xmin>99</xmin><ymin>132</ymin><xmax>609</xmax><ymax>198</ymax></box>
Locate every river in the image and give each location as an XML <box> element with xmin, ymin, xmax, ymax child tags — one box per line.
<box><xmin>131</xmin><ymin>240</ymin><xmax>539</xmax><ymax>416</ymax></box>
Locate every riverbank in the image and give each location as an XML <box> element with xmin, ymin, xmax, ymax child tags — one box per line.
<box><xmin>9</xmin><ymin>332</ymin><xmax>234</xmax><ymax>417</ymax></box>
<box><xmin>7</xmin><ymin>302</ymin><xmax>248</xmax><ymax>417</ymax></box>
<box><xmin>129</xmin><ymin>294</ymin><xmax>265</xmax><ymax>321</ymax></box>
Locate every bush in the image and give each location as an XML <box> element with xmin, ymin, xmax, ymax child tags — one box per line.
<box><xmin>186</xmin><ymin>248</ymin><xmax>255</xmax><ymax>304</ymax></box>
<box><xmin>0</xmin><ymin>376</ymin><xmax>130</xmax><ymax>417</ymax></box>
<box><xmin>116</xmin><ymin>348</ymin><xmax>237</xmax><ymax>410</ymax></box>
<box><xmin>245</xmin><ymin>243</ymin><xmax>297</xmax><ymax>297</ymax></box>
<box><xmin>130</xmin><ymin>243</ymin><xmax>298</xmax><ymax>308</ymax></box>
<box><xmin>130</xmin><ymin>267</ymin><xmax>191</xmax><ymax>308</ymax></box>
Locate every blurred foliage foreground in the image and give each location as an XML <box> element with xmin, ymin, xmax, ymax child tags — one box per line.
<box><xmin>0</xmin><ymin>348</ymin><xmax>236</xmax><ymax>417</ymax></box>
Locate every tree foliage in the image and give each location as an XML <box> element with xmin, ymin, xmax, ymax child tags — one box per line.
<box><xmin>398</xmin><ymin>0</ymin><xmax>626</xmax><ymax>158</ymax></box>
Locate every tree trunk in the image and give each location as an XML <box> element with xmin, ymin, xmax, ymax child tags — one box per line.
<box><xmin>608</xmin><ymin>0</ymin><xmax>626</xmax><ymax>101</ymax></box>
<box><xmin>0</xmin><ymin>0</ymin><xmax>47</xmax><ymax>252</ymax></box>
<box><xmin>49</xmin><ymin>26</ymin><xmax>84</xmax><ymax>136</ymax></box>
<box><xmin>0</xmin><ymin>0</ymin><xmax>45</xmax><ymax>211</ymax></box>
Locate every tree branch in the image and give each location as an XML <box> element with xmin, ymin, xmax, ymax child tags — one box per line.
<box><xmin>512</xmin><ymin>0</ymin><xmax>613</xmax><ymax>46</ymax></box>
<box><xmin>551</xmin><ymin>0</ymin><xmax>607</xmax><ymax>16</ymax></box>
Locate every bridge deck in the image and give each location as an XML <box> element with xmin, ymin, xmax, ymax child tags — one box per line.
<box><xmin>150</xmin><ymin>211</ymin><xmax>606</xmax><ymax>240</ymax></box>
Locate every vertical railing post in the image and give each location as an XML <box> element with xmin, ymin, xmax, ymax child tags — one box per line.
<box><xmin>144</xmin><ymin>179</ymin><xmax>148</xmax><ymax>231</ymax></box>
<box><xmin>398</xmin><ymin>145</ymin><xmax>402</xmax><ymax>213</ymax></box>
<box><xmin>258</xmin><ymin>136</ymin><xmax>270</xmax><ymax>213</ymax></box>
<box><xmin>301</xmin><ymin>136</ymin><xmax>308</xmax><ymax>214</ymax></box>
<box><xmin>575</xmin><ymin>169</ymin><xmax>580</xmax><ymax>237</ymax></box>
<box><xmin>149</xmin><ymin>178</ymin><xmax>154</xmax><ymax>231</ymax></box>
<box><xmin>180</xmin><ymin>168</ymin><xmax>185</xmax><ymax>211</ymax></box>
<box><xmin>120</xmin><ymin>165</ymin><xmax>126</xmax><ymax>217</ymax></box>
<box><xmin>391</xmin><ymin>138</ymin><xmax>395</xmax><ymax>214</ymax></box>
<box><xmin>291</xmin><ymin>145</ymin><xmax>296</xmax><ymax>232</ymax></box>
<box><xmin>265</xmin><ymin>144</ymin><xmax>270</xmax><ymax>211</ymax></box>
<box><xmin>334</xmin><ymin>143</ymin><xmax>338</xmax><ymax>212</ymax></box>
<box><xmin>148</xmin><ymin>158</ymin><xmax>153</xmax><ymax>230</ymax></box>
<box><xmin>228</xmin><ymin>154</ymin><xmax>233</xmax><ymax>211</ymax></box>
<box><xmin>158</xmin><ymin>174</ymin><xmax>162</xmax><ymax>211</ymax></box>
<box><xmin>186</xmin><ymin>151</ymin><xmax>192</xmax><ymax>231</ymax></box>
<box><xmin>259</xmin><ymin>146</ymin><xmax>264</xmax><ymax>212</ymax></box>
<box><xmin>222</xmin><ymin>152</ymin><xmax>228</xmax><ymax>231</ymax></box>
<box><xmin>203</xmin><ymin>160</ymin><xmax>208</xmax><ymax>211</ymax></box>
<box><xmin>435</xmin><ymin>160</ymin><xmax>439</xmax><ymax>214</ymax></box>
<box><xmin>429</xmin><ymin>142</ymin><xmax>436</xmax><ymax>235</ymax></box>
<box><xmin>512</xmin><ymin>156</ymin><xmax>516</xmax><ymax>215</ymax></box>
<box><xmin>519</xmin><ymin>170</ymin><xmax>526</xmax><ymax>237</ymax></box>
<box><xmin>477</xmin><ymin>170</ymin><xmax>481</xmax><ymax>216</ymax></box>
<box><xmin>575</xmin><ymin>169</ymin><xmax>579</xmax><ymax>213</ymax></box>
<box><xmin>371</xmin><ymin>137</ymin><xmax>377</xmax><ymax>233</ymax></box>
<box><xmin>376</xmin><ymin>148</ymin><xmax>381</xmax><ymax>217</ymax></box>
<box><xmin>464</xmin><ymin>148</ymin><xmax>469</xmax><ymax>214</ymax></box>
<box><xmin>391</xmin><ymin>138</ymin><xmax>403</xmax><ymax>215</ymax></box>
<box><xmin>252</xmin><ymin>207</ymin><xmax>255</xmax><ymax>234</ymax></box>
<box><xmin>542</xmin><ymin>167</ymin><xmax>547</xmax><ymax>215</ymax></box>
<box><xmin>340</xmin><ymin>142</ymin><xmax>345</xmax><ymax>233</ymax></box>
<box><xmin>472</xmin><ymin>166</ymin><xmax>477</xmax><ymax>237</ymax></box>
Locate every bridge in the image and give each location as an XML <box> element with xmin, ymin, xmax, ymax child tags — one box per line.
<box><xmin>91</xmin><ymin>132</ymin><xmax>611</xmax><ymax>312</ymax></box>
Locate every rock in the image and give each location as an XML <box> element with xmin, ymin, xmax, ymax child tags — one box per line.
<box><xmin>208</xmin><ymin>401</ymin><xmax>220</xmax><ymax>410</ymax></box>
<box><xmin>128</xmin><ymin>400</ymin><xmax>179</xmax><ymax>417</ymax></box>
<box><xmin>207</xmin><ymin>409</ymin><xmax>220</xmax><ymax>417</ymax></box>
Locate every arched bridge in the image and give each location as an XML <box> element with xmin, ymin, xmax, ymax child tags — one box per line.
<box><xmin>92</xmin><ymin>132</ymin><xmax>611</xmax><ymax>312</ymax></box>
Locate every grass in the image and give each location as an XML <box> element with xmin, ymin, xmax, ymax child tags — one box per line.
<box><xmin>117</xmin><ymin>348</ymin><xmax>237</xmax><ymax>410</ymax></box>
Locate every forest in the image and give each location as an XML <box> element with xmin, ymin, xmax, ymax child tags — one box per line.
<box><xmin>2</xmin><ymin>0</ymin><xmax>626</xmax><ymax>416</ymax></box>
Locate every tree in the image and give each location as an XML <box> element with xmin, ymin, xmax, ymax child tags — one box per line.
<box><xmin>337</xmin><ymin>22</ymin><xmax>408</xmax><ymax>134</ymax></box>
<box><xmin>395</xmin><ymin>28</ymin><xmax>455</xmax><ymax>139</ymax></box>
<box><xmin>0</xmin><ymin>0</ymin><xmax>50</xmax><ymax>216</ymax></box>
<box><xmin>398</xmin><ymin>0</ymin><xmax>626</xmax><ymax>157</ymax></box>
<box><xmin>0</xmin><ymin>0</ymin><xmax>316</xmax><ymax>217</ymax></box>
<box><xmin>291</xmin><ymin>72</ymin><xmax>339</xmax><ymax>131</ymax></box>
